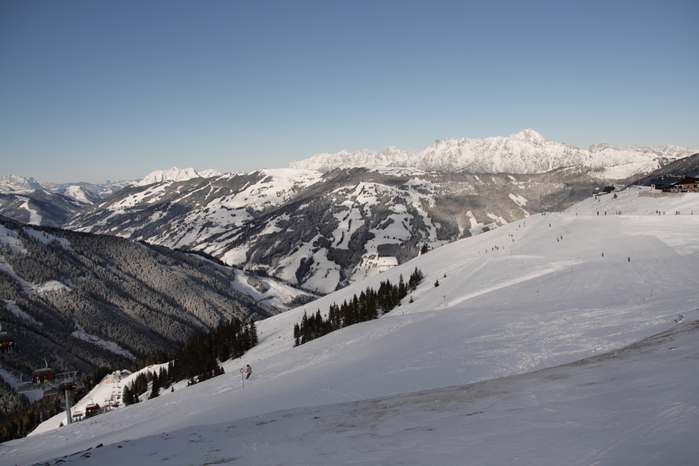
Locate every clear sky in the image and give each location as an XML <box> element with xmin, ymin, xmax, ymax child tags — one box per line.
<box><xmin>1</xmin><ymin>0</ymin><xmax>697</xmax><ymax>184</ymax></box>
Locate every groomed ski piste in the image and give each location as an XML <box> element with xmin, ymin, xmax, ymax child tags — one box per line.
<box><xmin>3</xmin><ymin>186</ymin><xmax>699</xmax><ymax>465</ymax></box>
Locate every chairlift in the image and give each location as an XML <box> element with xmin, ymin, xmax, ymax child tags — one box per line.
<box><xmin>0</xmin><ymin>323</ymin><xmax>15</xmax><ymax>354</ymax></box>
<box><xmin>17</xmin><ymin>383</ymin><xmax>34</xmax><ymax>393</ymax></box>
<box><xmin>32</xmin><ymin>360</ymin><xmax>56</xmax><ymax>385</ymax></box>
<box><xmin>85</xmin><ymin>403</ymin><xmax>101</xmax><ymax>418</ymax></box>
<box><xmin>74</xmin><ymin>387</ymin><xmax>88</xmax><ymax>402</ymax></box>
<box><xmin>44</xmin><ymin>386</ymin><xmax>59</xmax><ymax>396</ymax></box>
<box><xmin>16</xmin><ymin>375</ymin><xmax>34</xmax><ymax>393</ymax></box>
<box><xmin>58</xmin><ymin>381</ymin><xmax>76</xmax><ymax>391</ymax></box>
<box><xmin>54</xmin><ymin>371</ymin><xmax>78</xmax><ymax>385</ymax></box>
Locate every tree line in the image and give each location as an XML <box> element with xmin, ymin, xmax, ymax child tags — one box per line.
<box><xmin>123</xmin><ymin>317</ymin><xmax>258</xmax><ymax>405</ymax></box>
<box><xmin>293</xmin><ymin>267</ymin><xmax>424</xmax><ymax>346</ymax></box>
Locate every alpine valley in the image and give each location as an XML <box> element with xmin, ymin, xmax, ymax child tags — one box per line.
<box><xmin>2</xmin><ymin>130</ymin><xmax>698</xmax><ymax>295</ymax></box>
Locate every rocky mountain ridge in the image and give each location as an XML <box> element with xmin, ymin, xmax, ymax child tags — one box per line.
<box><xmin>289</xmin><ymin>129</ymin><xmax>696</xmax><ymax>179</ymax></box>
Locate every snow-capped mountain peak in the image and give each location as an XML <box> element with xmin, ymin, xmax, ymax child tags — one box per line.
<box><xmin>511</xmin><ymin>127</ymin><xmax>548</xmax><ymax>145</ymax></box>
<box><xmin>61</xmin><ymin>185</ymin><xmax>101</xmax><ymax>205</ymax></box>
<box><xmin>289</xmin><ymin>129</ymin><xmax>697</xmax><ymax>178</ymax></box>
<box><xmin>134</xmin><ymin>167</ymin><xmax>222</xmax><ymax>186</ymax></box>
<box><xmin>0</xmin><ymin>174</ymin><xmax>44</xmax><ymax>193</ymax></box>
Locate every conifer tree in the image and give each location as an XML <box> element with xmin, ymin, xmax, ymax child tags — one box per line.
<box><xmin>150</xmin><ymin>373</ymin><xmax>160</xmax><ymax>399</ymax></box>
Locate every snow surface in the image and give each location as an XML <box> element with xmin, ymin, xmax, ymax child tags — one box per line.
<box><xmin>18</xmin><ymin>197</ymin><xmax>42</xmax><ymax>225</ymax></box>
<box><xmin>3</xmin><ymin>189</ymin><xmax>699</xmax><ymax>465</ymax></box>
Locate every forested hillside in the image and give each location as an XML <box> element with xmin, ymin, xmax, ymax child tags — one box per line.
<box><xmin>0</xmin><ymin>217</ymin><xmax>279</xmax><ymax>384</ymax></box>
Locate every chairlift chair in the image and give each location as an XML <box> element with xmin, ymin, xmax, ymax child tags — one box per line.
<box><xmin>85</xmin><ymin>403</ymin><xmax>101</xmax><ymax>418</ymax></box>
<box><xmin>16</xmin><ymin>375</ymin><xmax>34</xmax><ymax>393</ymax></box>
<box><xmin>32</xmin><ymin>359</ymin><xmax>56</xmax><ymax>385</ymax></box>
<box><xmin>58</xmin><ymin>381</ymin><xmax>76</xmax><ymax>391</ymax></box>
<box><xmin>44</xmin><ymin>386</ymin><xmax>59</xmax><ymax>396</ymax></box>
<box><xmin>0</xmin><ymin>323</ymin><xmax>15</xmax><ymax>354</ymax></box>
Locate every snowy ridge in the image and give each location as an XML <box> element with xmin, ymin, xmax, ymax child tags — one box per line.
<box><xmin>289</xmin><ymin>129</ymin><xmax>697</xmax><ymax>179</ymax></box>
<box><xmin>0</xmin><ymin>175</ymin><xmax>43</xmax><ymax>193</ymax></box>
<box><xmin>133</xmin><ymin>167</ymin><xmax>221</xmax><ymax>186</ymax></box>
<box><xmin>5</xmin><ymin>188</ymin><xmax>699</xmax><ymax>465</ymax></box>
<box><xmin>61</xmin><ymin>186</ymin><xmax>101</xmax><ymax>205</ymax></box>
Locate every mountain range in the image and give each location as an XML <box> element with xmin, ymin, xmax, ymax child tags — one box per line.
<box><xmin>289</xmin><ymin>129</ymin><xmax>696</xmax><ymax>179</ymax></box>
<box><xmin>0</xmin><ymin>168</ymin><xmax>219</xmax><ymax>228</ymax></box>
<box><xmin>1</xmin><ymin>130</ymin><xmax>697</xmax><ymax>294</ymax></box>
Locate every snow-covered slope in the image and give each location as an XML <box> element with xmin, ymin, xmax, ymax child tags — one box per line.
<box><xmin>290</xmin><ymin>129</ymin><xmax>697</xmax><ymax>179</ymax></box>
<box><xmin>4</xmin><ymin>189</ymin><xmax>699</xmax><ymax>465</ymax></box>
<box><xmin>60</xmin><ymin>185</ymin><xmax>101</xmax><ymax>205</ymax></box>
<box><xmin>14</xmin><ymin>321</ymin><xmax>699</xmax><ymax>465</ymax></box>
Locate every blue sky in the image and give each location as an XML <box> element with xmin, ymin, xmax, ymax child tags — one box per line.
<box><xmin>1</xmin><ymin>0</ymin><xmax>697</xmax><ymax>184</ymax></box>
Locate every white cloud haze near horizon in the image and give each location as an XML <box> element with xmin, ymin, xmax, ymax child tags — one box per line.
<box><xmin>1</xmin><ymin>0</ymin><xmax>698</xmax><ymax>184</ymax></box>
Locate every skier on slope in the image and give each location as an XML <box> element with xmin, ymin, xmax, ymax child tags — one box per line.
<box><xmin>245</xmin><ymin>364</ymin><xmax>252</xmax><ymax>379</ymax></box>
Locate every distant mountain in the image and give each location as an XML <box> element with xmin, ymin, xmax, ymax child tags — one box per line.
<box><xmin>0</xmin><ymin>175</ymin><xmax>44</xmax><ymax>192</ymax></box>
<box><xmin>61</xmin><ymin>185</ymin><xmax>102</xmax><ymax>204</ymax></box>
<box><xmin>0</xmin><ymin>168</ymin><xmax>219</xmax><ymax>227</ymax></box>
<box><xmin>3</xmin><ymin>132</ymin><xmax>697</xmax><ymax>287</ymax></box>
<box><xmin>134</xmin><ymin>167</ymin><xmax>222</xmax><ymax>186</ymax></box>
<box><xmin>0</xmin><ymin>166</ymin><xmax>219</xmax><ymax>200</ymax></box>
<box><xmin>1</xmin><ymin>175</ymin><xmax>130</xmax><ymax>199</ymax></box>
<box><xmin>289</xmin><ymin>129</ymin><xmax>697</xmax><ymax>179</ymax></box>
<box><xmin>0</xmin><ymin>189</ymin><xmax>95</xmax><ymax>227</ymax></box>
<box><xmin>67</xmin><ymin>166</ymin><xmax>610</xmax><ymax>294</ymax></box>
